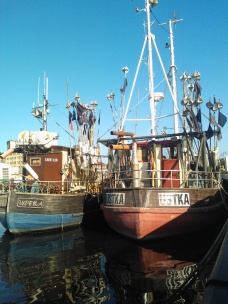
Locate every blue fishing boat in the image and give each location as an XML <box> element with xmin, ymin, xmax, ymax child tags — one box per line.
<box><xmin>0</xmin><ymin>78</ymin><xmax>103</xmax><ymax>234</ymax></box>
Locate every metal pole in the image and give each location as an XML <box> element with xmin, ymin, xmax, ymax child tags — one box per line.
<box><xmin>146</xmin><ymin>0</ymin><xmax>156</xmax><ymax>135</ymax></box>
<box><xmin>169</xmin><ymin>19</ymin><xmax>179</xmax><ymax>134</ymax></box>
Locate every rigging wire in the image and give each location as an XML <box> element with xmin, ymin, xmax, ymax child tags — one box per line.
<box><xmin>150</xmin><ymin>9</ymin><xmax>169</xmax><ymax>33</ymax></box>
<box><xmin>47</xmin><ymin>112</ymin><xmax>75</xmax><ymax>141</ymax></box>
<box><xmin>66</xmin><ymin>79</ymin><xmax>73</xmax><ymax>157</ymax></box>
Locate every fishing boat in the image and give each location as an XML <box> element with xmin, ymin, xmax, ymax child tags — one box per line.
<box><xmin>0</xmin><ymin>78</ymin><xmax>103</xmax><ymax>234</ymax></box>
<box><xmin>99</xmin><ymin>0</ymin><xmax>228</xmax><ymax>240</ymax></box>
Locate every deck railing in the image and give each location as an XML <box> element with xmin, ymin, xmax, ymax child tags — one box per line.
<box><xmin>0</xmin><ymin>178</ymin><xmax>102</xmax><ymax>194</ymax></box>
<box><xmin>102</xmin><ymin>169</ymin><xmax>222</xmax><ymax>189</ymax></box>
<box><xmin>0</xmin><ymin>169</ymin><xmax>222</xmax><ymax>193</ymax></box>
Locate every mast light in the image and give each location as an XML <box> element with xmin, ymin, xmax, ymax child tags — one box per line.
<box><xmin>122</xmin><ymin>66</ymin><xmax>129</xmax><ymax>74</ymax></box>
<box><xmin>153</xmin><ymin>92</ymin><xmax>164</xmax><ymax>102</ymax></box>
<box><xmin>74</xmin><ymin>93</ymin><xmax>80</xmax><ymax>101</ymax></box>
<box><xmin>149</xmin><ymin>0</ymin><xmax>159</xmax><ymax>8</ymax></box>
<box><xmin>90</xmin><ymin>101</ymin><xmax>98</xmax><ymax>107</ymax></box>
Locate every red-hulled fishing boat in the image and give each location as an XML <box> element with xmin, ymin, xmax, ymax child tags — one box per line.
<box><xmin>99</xmin><ymin>0</ymin><xmax>227</xmax><ymax>240</ymax></box>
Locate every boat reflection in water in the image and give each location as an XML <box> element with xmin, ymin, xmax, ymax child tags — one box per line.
<box><xmin>0</xmin><ymin>227</ymin><xmax>110</xmax><ymax>303</ymax></box>
<box><xmin>104</xmin><ymin>232</ymin><xmax>215</xmax><ymax>304</ymax></box>
<box><xmin>0</xmin><ymin>220</ymin><xmax>224</xmax><ymax>303</ymax></box>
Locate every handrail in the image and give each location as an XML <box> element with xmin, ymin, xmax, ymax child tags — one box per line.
<box><xmin>102</xmin><ymin>169</ymin><xmax>222</xmax><ymax>189</ymax></box>
<box><xmin>0</xmin><ymin>178</ymin><xmax>102</xmax><ymax>194</ymax></box>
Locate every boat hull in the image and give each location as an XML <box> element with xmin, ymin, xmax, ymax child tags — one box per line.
<box><xmin>0</xmin><ymin>190</ymin><xmax>102</xmax><ymax>234</ymax></box>
<box><xmin>0</xmin><ymin>193</ymin><xmax>8</xmax><ymax>229</ymax></box>
<box><xmin>221</xmin><ymin>172</ymin><xmax>228</xmax><ymax>193</ymax></box>
<box><xmin>102</xmin><ymin>187</ymin><xmax>226</xmax><ymax>240</ymax></box>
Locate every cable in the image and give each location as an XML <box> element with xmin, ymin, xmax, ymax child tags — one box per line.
<box><xmin>150</xmin><ymin>9</ymin><xmax>169</xmax><ymax>33</ymax></box>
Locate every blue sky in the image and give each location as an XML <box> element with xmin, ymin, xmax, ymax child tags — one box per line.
<box><xmin>0</xmin><ymin>0</ymin><xmax>227</xmax><ymax>158</ymax></box>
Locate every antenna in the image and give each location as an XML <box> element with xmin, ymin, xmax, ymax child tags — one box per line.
<box><xmin>43</xmin><ymin>71</ymin><xmax>46</xmax><ymax>95</ymax></box>
<box><xmin>32</xmin><ymin>73</ymin><xmax>58</xmax><ymax>131</ymax></box>
<box><xmin>46</xmin><ymin>77</ymin><xmax>48</xmax><ymax>101</ymax></box>
<box><xmin>159</xmin><ymin>16</ymin><xmax>183</xmax><ymax>134</ymax></box>
<box><xmin>42</xmin><ymin>76</ymin><xmax>48</xmax><ymax>131</ymax></box>
<box><xmin>38</xmin><ymin>77</ymin><xmax>40</xmax><ymax>105</ymax></box>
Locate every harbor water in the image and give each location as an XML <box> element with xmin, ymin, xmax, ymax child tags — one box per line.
<box><xmin>0</xmin><ymin>219</ymin><xmax>226</xmax><ymax>304</ymax></box>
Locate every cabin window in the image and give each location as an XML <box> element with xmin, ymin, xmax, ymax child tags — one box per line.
<box><xmin>30</xmin><ymin>157</ymin><xmax>41</xmax><ymax>166</ymax></box>
<box><xmin>162</xmin><ymin>146</ymin><xmax>177</xmax><ymax>159</ymax></box>
<box><xmin>142</xmin><ymin>148</ymin><xmax>148</xmax><ymax>162</ymax></box>
<box><xmin>137</xmin><ymin>146</ymin><xmax>148</xmax><ymax>162</ymax></box>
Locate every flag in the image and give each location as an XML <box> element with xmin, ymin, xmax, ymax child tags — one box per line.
<box><xmin>194</xmin><ymin>81</ymin><xmax>201</xmax><ymax>100</ymax></box>
<box><xmin>69</xmin><ymin>111</ymin><xmax>74</xmax><ymax>130</ymax></box>
<box><xmin>218</xmin><ymin>111</ymin><xmax>227</xmax><ymax>127</ymax></box>
<box><xmin>217</xmin><ymin>126</ymin><xmax>222</xmax><ymax>140</ymax></box>
<box><xmin>76</xmin><ymin>102</ymin><xmax>87</xmax><ymax>125</ymax></box>
<box><xmin>196</xmin><ymin>108</ymin><xmax>202</xmax><ymax>124</ymax></box>
<box><xmin>72</xmin><ymin>110</ymin><xmax>76</xmax><ymax>121</ymax></box>
<box><xmin>186</xmin><ymin>109</ymin><xmax>200</xmax><ymax>131</ymax></box>
<box><xmin>206</xmin><ymin>123</ymin><xmax>214</xmax><ymax>139</ymax></box>
<box><xmin>120</xmin><ymin>78</ymin><xmax>128</xmax><ymax>93</ymax></box>
<box><xmin>69</xmin><ymin>121</ymin><xmax>74</xmax><ymax>130</ymax></box>
<box><xmin>88</xmin><ymin>111</ymin><xmax>96</xmax><ymax>126</ymax></box>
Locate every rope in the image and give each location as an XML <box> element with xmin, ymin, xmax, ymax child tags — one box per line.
<box><xmin>161</xmin><ymin>218</ymin><xmax>228</xmax><ymax>304</ymax></box>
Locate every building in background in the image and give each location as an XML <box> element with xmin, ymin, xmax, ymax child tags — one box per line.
<box><xmin>0</xmin><ymin>163</ymin><xmax>11</xmax><ymax>182</ymax></box>
<box><xmin>2</xmin><ymin>140</ymin><xmax>24</xmax><ymax>177</ymax></box>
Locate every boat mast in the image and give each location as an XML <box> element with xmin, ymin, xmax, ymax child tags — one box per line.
<box><xmin>120</xmin><ymin>66</ymin><xmax>129</xmax><ymax>128</ymax></box>
<box><xmin>146</xmin><ymin>0</ymin><xmax>156</xmax><ymax>135</ymax></box>
<box><xmin>169</xmin><ymin>18</ymin><xmax>180</xmax><ymax>134</ymax></box>
<box><xmin>120</xmin><ymin>0</ymin><xmax>158</xmax><ymax>134</ymax></box>
<box><xmin>43</xmin><ymin>76</ymin><xmax>48</xmax><ymax>131</ymax></box>
<box><xmin>121</xmin><ymin>1</ymin><xmax>182</xmax><ymax>136</ymax></box>
<box><xmin>32</xmin><ymin>74</ymin><xmax>49</xmax><ymax>131</ymax></box>
<box><xmin>160</xmin><ymin>17</ymin><xmax>182</xmax><ymax>134</ymax></box>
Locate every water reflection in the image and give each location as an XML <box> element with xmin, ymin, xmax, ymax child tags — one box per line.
<box><xmin>0</xmin><ymin>220</ymin><xmax>224</xmax><ymax>303</ymax></box>
<box><xmin>103</xmin><ymin>231</ymin><xmax>214</xmax><ymax>304</ymax></box>
<box><xmin>0</xmin><ymin>228</ymin><xmax>108</xmax><ymax>303</ymax></box>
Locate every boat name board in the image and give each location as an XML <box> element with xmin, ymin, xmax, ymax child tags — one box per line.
<box><xmin>45</xmin><ymin>158</ymin><xmax>58</xmax><ymax>162</ymax></box>
<box><xmin>17</xmin><ymin>198</ymin><xmax>44</xmax><ymax>208</ymax></box>
<box><xmin>158</xmin><ymin>193</ymin><xmax>190</xmax><ymax>207</ymax></box>
<box><xmin>106</xmin><ymin>193</ymin><xmax>125</xmax><ymax>205</ymax></box>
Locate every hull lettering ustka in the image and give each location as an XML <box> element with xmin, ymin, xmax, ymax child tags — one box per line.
<box><xmin>106</xmin><ymin>193</ymin><xmax>125</xmax><ymax>205</ymax></box>
<box><xmin>158</xmin><ymin>193</ymin><xmax>190</xmax><ymax>207</ymax></box>
<box><xmin>17</xmin><ymin>199</ymin><xmax>44</xmax><ymax>208</ymax></box>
